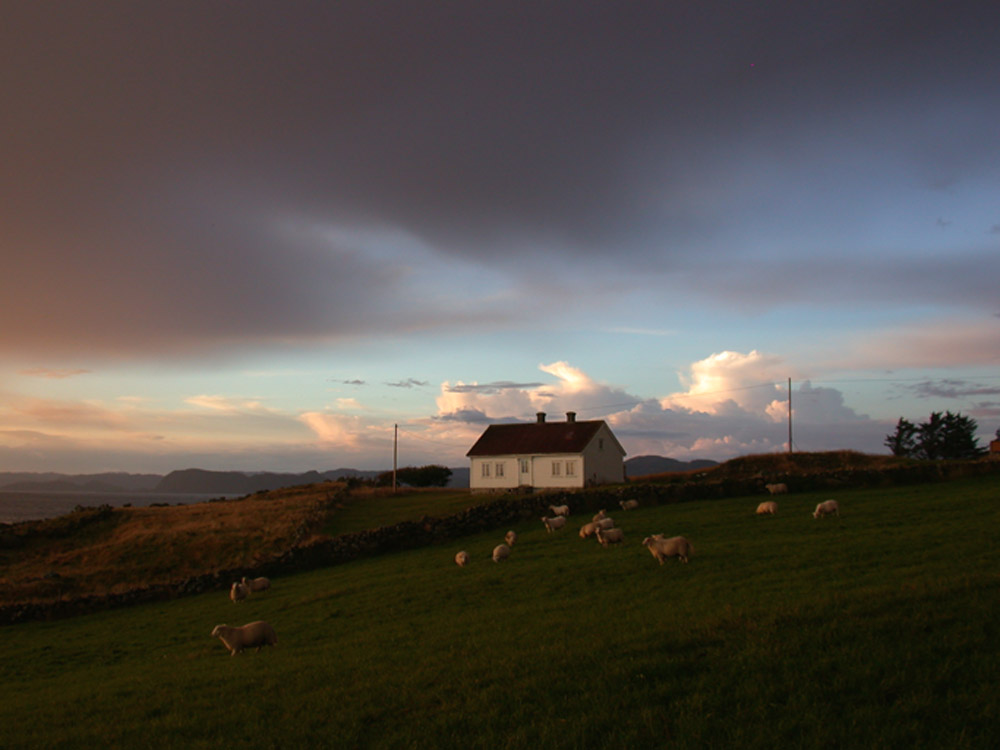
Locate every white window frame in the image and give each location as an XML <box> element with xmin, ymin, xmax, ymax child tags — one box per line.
<box><xmin>519</xmin><ymin>458</ymin><xmax>529</xmax><ymax>473</ymax></box>
<box><xmin>481</xmin><ymin>462</ymin><xmax>491</xmax><ymax>478</ymax></box>
<box><xmin>552</xmin><ymin>461</ymin><xmax>561</xmax><ymax>476</ymax></box>
<box><xmin>496</xmin><ymin>462</ymin><xmax>505</xmax><ymax>477</ymax></box>
<box><xmin>566</xmin><ymin>460</ymin><xmax>576</xmax><ymax>477</ymax></box>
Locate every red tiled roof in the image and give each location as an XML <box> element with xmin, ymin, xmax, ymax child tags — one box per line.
<box><xmin>466</xmin><ymin>420</ymin><xmax>610</xmax><ymax>457</ymax></box>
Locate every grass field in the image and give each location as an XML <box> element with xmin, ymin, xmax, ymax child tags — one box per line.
<box><xmin>3</xmin><ymin>475</ymin><xmax>999</xmax><ymax>749</ymax></box>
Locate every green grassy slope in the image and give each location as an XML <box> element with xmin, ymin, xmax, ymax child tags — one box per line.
<box><xmin>3</xmin><ymin>476</ymin><xmax>999</xmax><ymax>749</ymax></box>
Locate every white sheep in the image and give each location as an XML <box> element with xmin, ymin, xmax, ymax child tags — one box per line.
<box><xmin>211</xmin><ymin>621</ymin><xmax>278</xmax><ymax>656</ymax></box>
<box><xmin>619</xmin><ymin>499</ymin><xmax>640</xmax><ymax>510</ymax></box>
<box><xmin>592</xmin><ymin>509</ymin><xmax>607</xmax><ymax>522</ymax></box>
<box><xmin>541</xmin><ymin>516</ymin><xmax>567</xmax><ymax>533</ymax></box>
<box><xmin>230</xmin><ymin>581</ymin><xmax>249</xmax><ymax>603</ymax></box>
<box><xmin>505</xmin><ymin>530</ymin><xmax>517</xmax><ymax>547</ymax></box>
<box><xmin>241</xmin><ymin>576</ymin><xmax>271</xmax><ymax>592</ymax></box>
<box><xmin>765</xmin><ymin>483</ymin><xmax>788</xmax><ymax>495</ymax></box>
<box><xmin>455</xmin><ymin>550</ymin><xmax>470</xmax><ymax>567</ymax></box>
<box><xmin>641</xmin><ymin>535</ymin><xmax>693</xmax><ymax>564</ymax></box>
<box><xmin>578</xmin><ymin>521</ymin><xmax>600</xmax><ymax>539</ymax></box>
<box><xmin>549</xmin><ymin>504</ymin><xmax>570</xmax><ymax>517</ymax></box>
<box><xmin>492</xmin><ymin>544</ymin><xmax>510</xmax><ymax>562</ymax></box>
<box><xmin>595</xmin><ymin>527</ymin><xmax>624</xmax><ymax>547</ymax></box>
<box><xmin>813</xmin><ymin>499</ymin><xmax>840</xmax><ymax>518</ymax></box>
<box><xmin>756</xmin><ymin>501</ymin><xmax>778</xmax><ymax>515</ymax></box>
<box><xmin>595</xmin><ymin>517</ymin><xmax>615</xmax><ymax>531</ymax></box>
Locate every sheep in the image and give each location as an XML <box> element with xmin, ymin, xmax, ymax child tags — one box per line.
<box><xmin>541</xmin><ymin>515</ymin><xmax>567</xmax><ymax>533</ymax></box>
<box><xmin>579</xmin><ymin>521</ymin><xmax>600</xmax><ymax>539</ymax></box>
<box><xmin>619</xmin><ymin>499</ymin><xmax>640</xmax><ymax>511</ymax></box>
<box><xmin>756</xmin><ymin>501</ymin><xmax>778</xmax><ymax>515</ymax></box>
<box><xmin>492</xmin><ymin>544</ymin><xmax>510</xmax><ymax>562</ymax></box>
<box><xmin>595</xmin><ymin>527</ymin><xmax>624</xmax><ymax>547</ymax></box>
<box><xmin>813</xmin><ymin>499</ymin><xmax>840</xmax><ymax>519</ymax></box>
<box><xmin>548</xmin><ymin>504</ymin><xmax>570</xmax><ymax>517</ymax></box>
<box><xmin>592</xmin><ymin>509</ymin><xmax>607</xmax><ymax>522</ymax></box>
<box><xmin>765</xmin><ymin>483</ymin><xmax>788</xmax><ymax>495</ymax></box>
<box><xmin>230</xmin><ymin>581</ymin><xmax>249</xmax><ymax>603</ymax></box>
<box><xmin>505</xmin><ymin>530</ymin><xmax>517</xmax><ymax>547</ymax></box>
<box><xmin>455</xmin><ymin>550</ymin><xmax>470</xmax><ymax>567</ymax></box>
<box><xmin>641</xmin><ymin>535</ymin><xmax>693</xmax><ymax>564</ymax></box>
<box><xmin>211</xmin><ymin>621</ymin><xmax>278</xmax><ymax>656</ymax></box>
<box><xmin>595</xmin><ymin>517</ymin><xmax>615</xmax><ymax>531</ymax></box>
<box><xmin>241</xmin><ymin>576</ymin><xmax>271</xmax><ymax>592</ymax></box>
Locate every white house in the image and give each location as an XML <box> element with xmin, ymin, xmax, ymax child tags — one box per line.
<box><xmin>466</xmin><ymin>412</ymin><xmax>626</xmax><ymax>493</ymax></box>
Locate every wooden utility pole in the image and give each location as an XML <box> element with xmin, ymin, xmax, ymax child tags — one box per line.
<box><xmin>393</xmin><ymin>423</ymin><xmax>398</xmax><ymax>492</ymax></box>
<box><xmin>787</xmin><ymin>378</ymin><xmax>793</xmax><ymax>454</ymax></box>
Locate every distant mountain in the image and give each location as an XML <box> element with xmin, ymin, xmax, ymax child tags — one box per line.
<box><xmin>0</xmin><ymin>472</ymin><xmax>162</xmax><ymax>493</ymax></box>
<box><xmin>153</xmin><ymin>468</ymin><xmax>384</xmax><ymax>494</ymax></box>
<box><xmin>625</xmin><ymin>455</ymin><xmax>718</xmax><ymax>477</ymax></box>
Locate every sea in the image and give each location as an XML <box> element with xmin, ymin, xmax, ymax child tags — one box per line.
<box><xmin>0</xmin><ymin>491</ymin><xmax>238</xmax><ymax>525</ymax></box>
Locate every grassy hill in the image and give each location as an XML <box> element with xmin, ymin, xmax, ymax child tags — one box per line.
<box><xmin>2</xmin><ymin>472</ymin><xmax>998</xmax><ymax>748</ymax></box>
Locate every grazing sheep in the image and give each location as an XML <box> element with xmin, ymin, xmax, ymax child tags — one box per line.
<box><xmin>765</xmin><ymin>483</ymin><xmax>788</xmax><ymax>495</ymax></box>
<box><xmin>455</xmin><ymin>550</ymin><xmax>470</xmax><ymax>567</ymax></box>
<box><xmin>492</xmin><ymin>544</ymin><xmax>510</xmax><ymax>562</ymax></box>
<box><xmin>230</xmin><ymin>581</ymin><xmax>249</xmax><ymax>603</ymax></box>
<box><xmin>549</xmin><ymin>504</ymin><xmax>570</xmax><ymax>517</ymax></box>
<box><xmin>505</xmin><ymin>530</ymin><xmax>517</xmax><ymax>547</ymax></box>
<box><xmin>813</xmin><ymin>499</ymin><xmax>840</xmax><ymax>518</ymax></box>
<box><xmin>620</xmin><ymin>499</ymin><xmax>640</xmax><ymax>511</ymax></box>
<box><xmin>595</xmin><ymin>527</ymin><xmax>624</xmax><ymax>547</ymax></box>
<box><xmin>756</xmin><ymin>501</ymin><xmax>778</xmax><ymax>515</ymax></box>
<box><xmin>595</xmin><ymin>517</ymin><xmax>615</xmax><ymax>531</ymax></box>
<box><xmin>592</xmin><ymin>509</ymin><xmax>608</xmax><ymax>522</ymax></box>
<box><xmin>579</xmin><ymin>521</ymin><xmax>600</xmax><ymax>539</ymax></box>
<box><xmin>541</xmin><ymin>516</ymin><xmax>567</xmax><ymax>533</ymax></box>
<box><xmin>641</xmin><ymin>535</ymin><xmax>693</xmax><ymax>564</ymax></box>
<box><xmin>211</xmin><ymin>621</ymin><xmax>278</xmax><ymax>656</ymax></box>
<box><xmin>241</xmin><ymin>576</ymin><xmax>271</xmax><ymax>592</ymax></box>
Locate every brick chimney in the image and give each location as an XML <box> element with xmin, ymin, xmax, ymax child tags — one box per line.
<box><xmin>536</xmin><ymin>412</ymin><xmax>546</xmax><ymax>423</ymax></box>
<box><xmin>566</xmin><ymin>411</ymin><xmax>576</xmax><ymax>422</ymax></box>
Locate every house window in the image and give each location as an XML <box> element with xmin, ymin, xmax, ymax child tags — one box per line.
<box><xmin>552</xmin><ymin>461</ymin><xmax>561</xmax><ymax>476</ymax></box>
<box><xmin>496</xmin><ymin>462</ymin><xmax>505</xmax><ymax>477</ymax></box>
<box><xmin>519</xmin><ymin>458</ymin><xmax>529</xmax><ymax>473</ymax></box>
<box><xmin>481</xmin><ymin>463</ymin><xmax>491</xmax><ymax>478</ymax></box>
<box><xmin>566</xmin><ymin>461</ymin><xmax>576</xmax><ymax>477</ymax></box>
<box><xmin>599</xmin><ymin>438</ymin><xmax>604</xmax><ymax>450</ymax></box>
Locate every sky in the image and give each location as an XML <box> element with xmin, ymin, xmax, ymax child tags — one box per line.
<box><xmin>2</xmin><ymin>1</ymin><xmax>999</xmax><ymax>474</ymax></box>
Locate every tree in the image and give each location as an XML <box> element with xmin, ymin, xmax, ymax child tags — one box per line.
<box><xmin>884</xmin><ymin>411</ymin><xmax>986</xmax><ymax>460</ymax></box>
<box><xmin>884</xmin><ymin>417</ymin><xmax>917</xmax><ymax>457</ymax></box>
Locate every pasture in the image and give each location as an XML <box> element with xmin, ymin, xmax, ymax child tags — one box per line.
<box><xmin>3</xmin><ymin>475</ymin><xmax>999</xmax><ymax>749</ymax></box>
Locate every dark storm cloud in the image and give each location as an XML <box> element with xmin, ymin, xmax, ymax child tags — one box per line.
<box><xmin>3</xmin><ymin>1</ymin><xmax>999</xmax><ymax>356</ymax></box>
<box><xmin>907</xmin><ymin>379</ymin><xmax>1000</xmax><ymax>399</ymax></box>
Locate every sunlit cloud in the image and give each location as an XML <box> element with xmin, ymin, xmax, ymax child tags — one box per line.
<box><xmin>18</xmin><ymin>368</ymin><xmax>90</xmax><ymax>379</ymax></box>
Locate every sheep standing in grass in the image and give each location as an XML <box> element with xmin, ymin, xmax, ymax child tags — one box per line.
<box><xmin>595</xmin><ymin>527</ymin><xmax>624</xmax><ymax>547</ymax></box>
<box><xmin>455</xmin><ymin>550</ymin><xmax>470</xmax><ymax>567</ymax></box>
<box><xmin>492</xmin><ymin>544</ymin><xmax>510</xmax><ymax>562</ymax></box>
<box><xmin>541</xmin><ymin>516</ymin><xmax>567</xmax><ymax>533</ymax></box>
<box><xmin>592</xmin><ymin>509</ymin><xmax>607</xmax><ymax>522</ymax></box>
<box><xmin>549</xmin><ymin>504</ymin><xmax>570</xmax><ymax>517</ymax></box>
<box><xmin>595</xmin><ymin>517</ymin><xmax>615</xmax><ymax>531</ymax></box>
<box><xmin>620</xmin><ymin>499</ymin><xmax>639</xmax><ymax>511</ymax></box>
<box><xmin>241</xmin><ymin>576</ymin><xmax>271</xmax><ymax>592</ymax></box>
<box><xmin>579</xmin><ymin>521</ymin><xmax>600</xmax><ymax>539</ymax></box>
<box><xmin>813</xmin><ymin>499</ymin><xmax>840</xmax><ymax>518</ymax></box>
<box><xmin>230</xmin><ymin>581</ymin><xmax>249</xmax><ymax>603</ymax></box>
<box><xmin>756</xmin><ymin>501</ymin><xmax>778</xmax><ymax>515</ymax></box>
<box><xmin>642</xmin><ymin>535</ymin><xmax>693</xmax><ymax>564</ymax></box>
<box><xmin>505</xmin><ymin>530</ymin><xmax>517</xmax><ymax>547</ymax></box>
<box><xmin>765</xmin><ymin>483</ymin><xmax>788</xmax><ymax>495</ymax></box>
<box><xmin>211</xmin><ymin>621</ymin><xmax>277</xmax><ymax>656</ymax></box>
